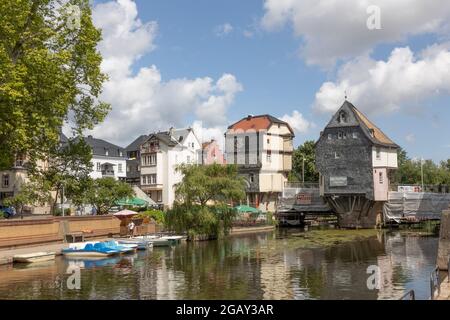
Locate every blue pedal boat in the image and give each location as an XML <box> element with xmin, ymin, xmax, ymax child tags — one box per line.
<box><xmin>62</xmin><ymin>243</ymin><xmax>120</xmax><ymax>258</ymax></box>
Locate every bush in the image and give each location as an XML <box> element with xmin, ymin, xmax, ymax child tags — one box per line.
<box><xmin>136</xmin><ymin>209</ymin><xmax>165</xmax><ymax>224</ymax></box>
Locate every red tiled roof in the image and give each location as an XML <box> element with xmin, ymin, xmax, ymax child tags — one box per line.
<box><xmin>228</xmin><ymin>114</ymin><xmax>294</xmax><ymax>134</ymax></box>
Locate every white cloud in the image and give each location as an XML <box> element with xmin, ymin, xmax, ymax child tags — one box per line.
<box><xmin>86</xmin><ymin>1</ymin><xmax>242</xmax><ymax>146</ymax></box>
<box><xmin>313</xmin><ymin>45</ymin><xmax>450</xmax><ymax>115</ymax></box>
<box><xmin>261</xmin><ymin>0</ymin><xmax>450</xmax><ymax>67</ymax></box>
<box><xmin>214</xmin><ymin>23</ymin><xmax>234</xmax><ymax>37</ymax></box>
<box><xmin>280</xmin><ymin>110</ymin><xmax>313</xmax><ymax>134</ymax></box>
<box><xmin>405</xmin><ymin>133</ymin><xmax>416</xmax><ymax>143</ymax></box>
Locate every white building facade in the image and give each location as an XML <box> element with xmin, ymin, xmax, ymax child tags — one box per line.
<box><xmin>139</xmin><ymin>128</ymin><xmax>201</xmax><ymax>209</ymax></box>
<box><xmin>85</xmin><ymin>136</ymin><xmax>127</xmax><ymax>181</ymax></box>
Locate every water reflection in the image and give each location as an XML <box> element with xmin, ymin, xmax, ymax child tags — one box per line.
<box><xmin>0</xmin><ymin>230</ymin><xmax>438</xmax><ymax>300</ymax></box>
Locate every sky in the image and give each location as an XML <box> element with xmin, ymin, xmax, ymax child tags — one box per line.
<box><xmin>85</xmin><ymin>0</ymin><xmax>450</xmax><ymax>162</ymax></box>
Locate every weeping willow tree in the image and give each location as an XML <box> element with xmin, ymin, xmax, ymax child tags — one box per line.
<box><xmin>165</xmin><ymin>164</ymin><xmax>246</xmax><ymax>240</ymax></box>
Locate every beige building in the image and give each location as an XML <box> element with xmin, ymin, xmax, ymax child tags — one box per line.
<box><xmin>0</xmin><ymin>155</ymin><xmax>51</xmax><ymax>214</ymax></box>
<box><xmin>225</xmin><ymin>115</ymin><xmax>294</xmax><ymax>212</ymax></box>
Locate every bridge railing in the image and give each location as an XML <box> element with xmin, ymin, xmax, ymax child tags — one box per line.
<box><xmin>400</xmin><ymin>290</ymin><xmax>416</xmax><ymax>300</ymax></box>
<box><xmin>284</xmin><ymin>182</ymin><xmax>319</xmax><ymax>189</ymax></box>
<box><xmin>430</xmin><ymin>266</ymin><xmax>441</xmax><ymax>300</ymax></box>
<box><xmin>389</xmin><ymin>184</ymin><xmax>450</xmax><ymax>193</ymax></box>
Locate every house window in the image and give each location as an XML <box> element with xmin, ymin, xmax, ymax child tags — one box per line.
<box><xmin>15</xmin><ymin>154</ymin><xmax>25</xmax><ymax>167</ymax></box>
<box><xmin>338</xmin><ymin>132</ymin><xmax>344</xmax><ymax>139</ymax></box>
<box><xmin>97</xmin><ymin>162</ymin><xmax>101</xmax><ymax>172</ymax></box>
<box><xmin>328</xmin><ymin>134</ymin><xmax>332</xmax><ymax>140</ymax></box>
<box><xmin>266</xmin><ymin>150</ymin><xmax>272</xmax><ymax>163</ymax></box>
<box><xmin>245</xmin><ymin>136</ymin><xmax>250</xmax><ymax>165</ymax></box>
<box><xmin>157</xmin><ymin>191</ymin><xmax>162</xmax><ymax>202</ymax></box>
<box><xmin>249</xmin><ymin>174</ymin><xmax>255</xmax><ymax>183</ymax></box>
<box><xmin>353</xmin><ymin>132</ymin><xmax>358</xmax><ymax>139</ymax></box>
<box><xmin>105</xmin><ymin>149</ymin><xmax>109</xmax><ymax>156</ymax></box>
<box><xmin>150</xmin><ymin>174</ymin><xmax>157</xmax><ymax>185</ymax></box>
<box><xmin>118</xmin><ymin>164</ymin><xmax>123</xmax><ymax>173</ymax></box>
<box><xmin>191</xmin><ymin>143</ymin><xmax>195</xmax><ymax>148</ymax></box>
<box><xmin>2</xmin><ymin>174</ymin><xmax>9</xmax><ymax>188</ymax></box>
<box><xmin>267</xmin><ymin>138</ymin><xmax>270</xmax><ymax>144</ymax></box>
<box><xmin>379</xmin><ymin>172</ymin><xmax>384</xmax><ymax>184</ymax></box>
<box><xmin>127</xmin><ymin>165</ymin><xmax>130</xmax><ymax>172</ymax></box>
<box><xmin>119</xmin><ymin>151</ymin><xmax>123</xmax><ymax>157</ymax></box>
<box><xmin>376</xmin><ymin>147</ymin><xmax>381</xmax><ymax>160</ymax></box>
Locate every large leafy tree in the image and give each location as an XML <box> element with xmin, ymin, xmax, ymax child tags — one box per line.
<box><xmin>0</xmin><ymin>0</ymin><xmax>110</xmax><ymax>169</ymax></box>
<box><xmin>290</xmin><ymin>140</ymin><xmax>319</xmax><ymax>183</ymax></box>
<box><xmin>85</xmin><ymin>177</ymin><xmax>134</xmax><ymax>215</ymax></box>
<box><xmin>166</xmin><ymin>164</ymin><xmax>246</xmax><ymax>239</ymax></box>
<box><xmin>174</xmin><ymin>164</ymin><xmax>246</xmax><ymax>206</ymax></box>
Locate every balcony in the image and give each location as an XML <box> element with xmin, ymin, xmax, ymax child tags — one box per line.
<box><xmin>102</xmin><ymin>170</ymin><xmax>115</xmax><ymax>177</ymax></box>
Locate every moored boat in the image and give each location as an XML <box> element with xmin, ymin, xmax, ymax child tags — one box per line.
<box><xmin>117</xmin><ymin>238</ymin><xmax>153</xmax><ymax>250</ymax></box>
<box><xmin>62</xmin><ymin>243</ymin><xmax>120</xmax><ymax>258</ymax></box>
<box><xmin>13</xmin><ymin>252</ymin><xmax>56</xmax><ymax>264</ymax></box>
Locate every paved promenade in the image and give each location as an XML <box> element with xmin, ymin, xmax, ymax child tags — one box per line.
<box><xmin>437</xmin><ymin>276</ymin><xmax>450</xmax><ymax>300</ymax></box>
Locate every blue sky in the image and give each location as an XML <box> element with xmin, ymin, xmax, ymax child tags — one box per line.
<box><xmin>90</xmin><ymin>0</ymin><xmax>450</xmax><ymax>162</ymax></box>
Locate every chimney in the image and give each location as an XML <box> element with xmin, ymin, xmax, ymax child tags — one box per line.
<box><xmin>246</xmin><ymin>115</ymin><xmax>253</xmax><ymax>121</ymax></box>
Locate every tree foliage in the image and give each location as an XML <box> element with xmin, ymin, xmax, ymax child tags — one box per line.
<box><xmin>393</xmin><ymin>148</ymin><xmax>450</xmax><ymax>186</ymax></box>
<box><xmin>84</xmin><ymin>177</ymin><xmax>134</xmax><ymax>215</ymax></box>
<box><xmin>0</xmin><ymin>0</ymin><xmax>110</xmax><ymax>169</ymax></box>
<box><xmin>174</xmin><ymin>164</ymin><xmax>246</xmax><ymax>206</ymax></box>
<box><xmin>290</xmin><ymin>140</ymin><xmax>319</xmax><ymax>183</ymax></box>
<box><xmin>166</xmin><ymin>164</ymin><xmax>246</xmax><ymax>239</ymax></box>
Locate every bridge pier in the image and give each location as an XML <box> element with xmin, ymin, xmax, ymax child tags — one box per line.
<box><xmin>325</xmin><ymin>195</ymin><xmax>383</xmax><ymax>229</ymax></box>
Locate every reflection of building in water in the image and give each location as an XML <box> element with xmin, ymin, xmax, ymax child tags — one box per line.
<box><xmin>377</xmin><ymin>232</ymin><xmax>438</xmax><ymax>300</ymax></box>
<box><xmin>137</xmin><ymin>251</ymin><xmax>185</xmax><ymax>300</ymax></box>
<box><xmin>260</xmin><ymin>257</ymin><xmax>292</xmax><ymax>299</ymax></box>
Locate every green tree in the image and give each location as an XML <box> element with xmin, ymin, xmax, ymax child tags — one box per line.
<box><xmin>0</xmin><ymin>0</ymin><xmax>110</xmax><ymax>170</ymax></box>
<box><xmin>174</xmin><ymin>164</ymin><xmax>246</xmax><ymax>206</ymax></box>
<box><xmin>4</xmin><ymin>178</ymin><xmax>52</xmax><ymax>215</ymax></box>
<box><xmin>30</xmin><ymin>137</ymin><xmax>93</xmax><ymax>213</ymax></box>
<box><xmin>165</xmin><ymin>164</ymin><xmax>246</xmax><ymax>239</ymax></box>
<box><xmin>290</xmin><ymin>140</ymin><xmax>319</xmax><ymax>183</ymax></box>
<box><xmin>85</xmin><ymin>177</ymin><xmax>134</xmax><ymax>215</ymax></box>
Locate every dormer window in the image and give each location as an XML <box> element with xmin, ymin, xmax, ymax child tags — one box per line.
<box><xmin>338</xmin><ymin>111</ymin><xmax>348</xmax><ymax>124</ymax></box>
<box><xmin>105</xmin><ymin>149</ymin><xmax>109</xmax><ymax>156</ymax></box>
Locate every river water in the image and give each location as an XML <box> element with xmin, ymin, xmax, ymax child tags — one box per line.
<box><xmin>0</xmin><ymin>229</ymin><xmax>439</xmax><ymax>300</ymax></box>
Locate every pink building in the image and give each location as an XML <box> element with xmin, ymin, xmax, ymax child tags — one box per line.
<box><xmin>201</xmin><ymin>140</ymin><xmax>225</xmax><ymax>165</ymax></box>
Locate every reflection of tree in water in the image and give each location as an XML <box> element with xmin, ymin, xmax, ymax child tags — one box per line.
<box><xmin>163</xmin><ymin>237</ymin><xmax>265</xmax><ymax>299</ymax></box>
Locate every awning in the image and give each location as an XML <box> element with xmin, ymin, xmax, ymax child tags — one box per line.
<box><xmin>234</xmin><ymin>205</ymin><xmax>261</xmax><ymax>214</ymax></box>
<box><xmin>116</xmin><ymin>197</ymin><xmax>148</xmax><ymax>207</ymax></box>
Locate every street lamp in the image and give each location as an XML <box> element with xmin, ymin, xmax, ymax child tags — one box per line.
<box><xmin>302</xmin><ymin>157</ymin><xmax>305</xmax><ymax>185</ymax></box>
<box><xmin>420</xmin><ymin>157</ymin><xmax>424</xmax><ymax>192</ymax></box>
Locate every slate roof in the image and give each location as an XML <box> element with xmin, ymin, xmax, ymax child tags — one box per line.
<box><xmin>324</xmin><ymin>101</ymin><xmax>399</xmax><ymax>148</ymax></box>
<box><xmin>84</xmin><ymin>136</ymin><xmax>125</xmax><ymax>158</ymax></box>
<box><xmin>125</xmin><ymin>135</ymin><xmax>148</xmax><ymax>152</ymax></box>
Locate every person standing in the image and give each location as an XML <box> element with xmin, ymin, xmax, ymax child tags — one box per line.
<box><xmin>127</xmin><ymin>220</ymin><xmax>135</xmax><ymax>238</ymax></box>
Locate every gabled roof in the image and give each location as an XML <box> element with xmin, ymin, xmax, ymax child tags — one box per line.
<box><xmin>227</xmin><ymin>114</ymin><xmax>294</xmax><ymax>135</ymax></box>
<box><xmin>325</xmin><ymin>101</ymin><xmax>398</xmax><ymax>148</ymax></box>
<box><xmin>125</xmin><ymin>135</ymin><xmax>148</xmax><ymax>152</ymax></box>
<box><xmin>84</xmin><ymin>136</ymin><xmax>125</xmax><ymax>158</ymax></box>
<box><xmin>143</xmin><ymin>127</ymin><xmax>200</xmax><ymax>148</ymax></box>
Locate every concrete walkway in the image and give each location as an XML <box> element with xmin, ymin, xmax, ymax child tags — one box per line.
<box><xmin>0</xmin><ymin>242</ymin><xmax>70</xmax><ymax>266</ymax></box>
<box><xmin>437</xmin><ymin>276</ymin><xmax>450</xmax><ymax>300</ymax></box>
